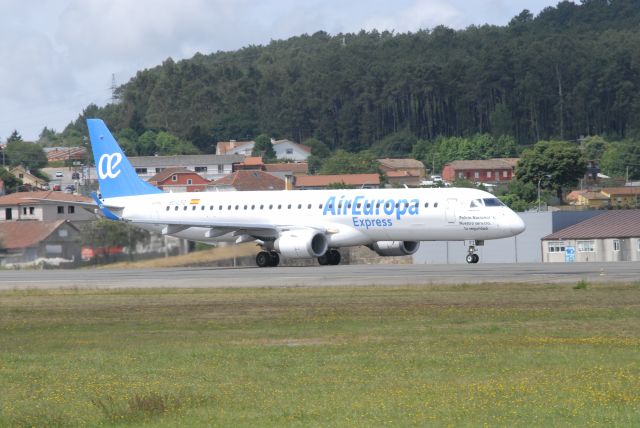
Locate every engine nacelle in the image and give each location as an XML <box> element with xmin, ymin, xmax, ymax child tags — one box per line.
<box><xmin>274</xmin><ymin>230</ymin><xmax>328</xmax><ymax>259</ymax></box>
<box><xmin>371</xmin><ymin>241</ymin><xmax>420</xmax><ymax>257</ymax></box>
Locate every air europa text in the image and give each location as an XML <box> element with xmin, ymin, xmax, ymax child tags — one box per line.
<box><xmin>322</xmin><ymin>195</ymin><xmax>420</xmax><ymax>220</ymax></box>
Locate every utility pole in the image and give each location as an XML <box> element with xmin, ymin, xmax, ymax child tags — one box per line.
<box><xmin>110</xmin><ymin>74</ymin><xmax>117</xmax><ymax>104</ymax></box>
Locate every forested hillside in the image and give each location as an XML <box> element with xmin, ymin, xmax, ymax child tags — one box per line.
<box><xmin>65</xmin><ymin>0</ymin><xmax>640</xmax><ymax>154</ymax></box>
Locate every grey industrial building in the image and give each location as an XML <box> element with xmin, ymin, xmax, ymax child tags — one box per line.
<box><xmin>412</xmin><ymin>210</ymin><xmax>604</xmax><ymax>264</ymax></box>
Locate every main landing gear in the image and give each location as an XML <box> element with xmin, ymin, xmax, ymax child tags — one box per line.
<box><xmin>256</xmin><ymin>251</ymin><xmax>280</xmax><ymax>267</ymax></box>
<box><xmin>318</xmin><ymin>249</ymin><xmax>341</xmax><ymax>266</ymax></box>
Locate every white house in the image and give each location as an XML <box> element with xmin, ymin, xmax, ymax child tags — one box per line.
<box><xmin>217</xmin><ymin>139</ymin><xmax>311</xmax><ymax>161</ymax></box>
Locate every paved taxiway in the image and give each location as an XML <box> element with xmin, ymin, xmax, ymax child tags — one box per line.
<box><xmin>0</xmin><ymin>262</ymin><xmax>638</xmax><ymax>290</ymax></box>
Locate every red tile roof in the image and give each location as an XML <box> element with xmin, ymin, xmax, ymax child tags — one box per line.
<box><xmin>0</xmin><ymin>220</ymin><xmax>75</xmax><ymax>249</ymax></box>
<box><xmin>445</xmin><ymin>158</ymin><xmax>519</xmax><ymax>170</ymax></box>
<box><xmin>543</xmin><ymin>210</ymin><xmax>640</xmax><ymax>240</ymax></box>
<box><xmin>295</xmin><ymin>174</ymin><xmax>380</xmax><ymax>187</ymax></box>
<box><xmin>601</xmin><ymin>187</ymin><xmax>640</xmax><ymax>196</ymax></box>
<box><xmin>0</xmin><ymin>191</ymin><xmax>92</xmax><ymax>206</ymax></box>
<box><xmin>147</xmin><ymin>168</ymin><xmax>209</xmax><ymax>184</ymax></box>
<box><xmin>213</xmin><ymin>170</ymin><xmax>285</xmax><ymax>191</ymax></box>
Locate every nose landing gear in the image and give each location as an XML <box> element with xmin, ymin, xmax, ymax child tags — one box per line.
<box><xmin>465</xmin><ymin>240</ymin><xmax>483</xmax><ymax>264</ymax></box>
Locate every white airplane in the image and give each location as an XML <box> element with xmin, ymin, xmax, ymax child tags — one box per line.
<box><xmin>87</xmin><ymin>119</ymin><xmax>525</xmax><ymax>267</ymax></box>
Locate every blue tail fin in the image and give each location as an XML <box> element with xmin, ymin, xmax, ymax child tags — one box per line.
<box><xmin>87</xmin><ymin>119</ymin><xmax>162</xmax><ymax>198</ymax></box>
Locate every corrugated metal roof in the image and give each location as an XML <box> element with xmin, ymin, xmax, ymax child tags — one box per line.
<box><xmin>543</xmin><ymin>210</ymin><xmax>640</xmax><ymax>240</ymax></box>
<box><xmin>129</xmin><ymin>154</ymin><xmax>244</xmax><ymax>167</ymax></box>
<box><xmin>295</xmin><ymin>174</ymin><xmax>380</xmax><ymax>187</ymax></box>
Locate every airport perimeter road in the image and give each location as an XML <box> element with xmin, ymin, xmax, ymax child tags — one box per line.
<box><xmin>0</xmin><ymin>262</ymin><xmax>639</xmax><ymax>290</ymax></box>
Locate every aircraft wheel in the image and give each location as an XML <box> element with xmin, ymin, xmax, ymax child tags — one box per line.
<box><xmin>318</xmin><ymin>253</ymin><xmax>330</xmax><ymax>265</ymax></box>
<box><xmin>328</xmin><ymin>249</ymin><xmax>341</xmax><ymax>265</ymax></box>
<box><xmin>472</xmin><ymin>254</ymin><xmax>480</xmax><ymax>264</ymax></box>
<box><xmin>256</xmin><ymin>251</ymin><xmax>270</xmax><ymax>268</ymax></box>
<box><xmin>466</xmin><ymin>254</ymin><xmax>475</xmax><ymax>264</ymax></box>
<box><xmin>268</xmin><ymin>251</ymin><xmax>280</xmax><ymax>267</ymax></box>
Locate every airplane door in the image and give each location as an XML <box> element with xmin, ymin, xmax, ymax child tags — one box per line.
<box><xmin>445</xmin><ymin>198</ymin><xmax>457</xmax><ymax>223</ymax></box>
<box><xmin>152</xmin><ymin>202</ymin><xmax>162</xmax><ymax>222</ymax></box>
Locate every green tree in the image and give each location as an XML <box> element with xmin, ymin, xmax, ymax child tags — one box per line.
<box><xmin>0</xmin><ymin>167</ymin><xmax>23</xmax><ymax>193</ymax></box>
<box><xmin>582</xmin><ymin>135</ymin><xmax>607</xmax><ymax>161</ymax></box>
<box><xmin>600</xmin><ymin>139</ymin><xmax>640</xmax><ymax>180</ymax></box>
<box><xmin>252</xmin><ymin>134</ymin><xmax>276</xmax><ymax>161</ymax></box>
<box><xmin>81</xmin><ymin>219</ymin><xmax>150</xmax><ymax>264</ymax></box>
<box><xmin>515</xmin><ymin>140</ymin><xmax>587</xmax><ymax>201</ymax></box>
<box><xmin>319</xmin><ymin>150</ymin><xmax>379</xmax><ymax>174</ymax></box>
<box><xmin>6</xmin><ymin>130</ymin><xmax>22</xmax><ymax>144</ymax></box>
<box><xmin>155</xmin><ymin>132</ymin><xmax>199</xmax><ymax>155</ymax></box>
<box><xmin>5</xmin><ymin>140</ymin><xmax>47</xmax><ymax>170</ymax></box>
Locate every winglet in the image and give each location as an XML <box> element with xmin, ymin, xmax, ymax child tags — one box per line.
<box><xmin>87</xmin><ymin>119</ymin><xmax>162</xmax><ymax>199</ymax></box>
<box><xmin>91</xmin><ymin>191</ymin><xmax>121</xmax><ymax>221</ymax></box>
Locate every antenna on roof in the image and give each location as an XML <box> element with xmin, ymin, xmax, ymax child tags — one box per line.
<box><xmin>110</xmin><ymin>74</ymin><xmax>117</xmax><ymax>103</ymax></box>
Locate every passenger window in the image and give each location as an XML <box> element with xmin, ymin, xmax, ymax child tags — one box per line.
<box><xmin>219</xmin><ymin>205</ymin><xmax>222</xmax><ymax>210</ymax></box>
<box><xmin>269</xmin><ymin>205</ymin><xmax>273</xmax><ymax>209</ymax></box>
<box><xmin>278</xmin><ymin>205</ymin><xmax>281</xmax><ymax>209</ymax></box>
<box><xmin>298</xmin><ymin>204</ymin><xmax>302</xmax><ymax>209</ymax></box>
<box><xmin>424</xmin><ymin>202</ymin><xmax>429</xmax><ymax>208</ymax></box>
<box><xmin>210</xmin><ymin>206</ymin><xmax>213</xmax><ymax>210</ymax></box>
<box><xmin>244</xmin><ymin>205</ymin><xmax>247</xmax><ymax>210</ymax></box>
<box><xmin>307</xmin><ymin>204</ymin><xmax>311</xmax><ymax>209</ymax></box>
<box><xmin>183</xmin><ymin>206</ymin><xmax>188</xmax><ymax>211</ymax></box>
<box><xmin>434</xmin><ymin>202</ymin><xmax>439</xmax><ymax>208</ymax></box>
<box><xmin>228</xmin><ymin>205</ymin><xmax>231</xmax><ymax>210</ymax></box>
<box><xmin>251</xmin><ymin>205</ymin><xmax>255</xmax><ymax>210</ymax></box>
<box><xmin>201</xmin><ymin>206</ymin><xmax>205</xmax><ymax>210</ymax></box>
<box><xmin>260</xmin><ymin>205</ymin><xmax>264</xmax><ymax>209</ymax></box>
<box><xmin>288</xmin><ymin>204</ymin><xmax>291</xmax><ymax>209</ymax></box>
<box><xmin>175</xmin><ymin>206</ymin><xmax>179</xmax><ymax>211</ymax></box>
<box><xmin>166</xmin><ymin>206</ymin><xmax>170</xmax><ymax>211</ymax></box>
<box><xmin>192</xmin><ymin>206</ymin><xmax>196</xmax><ymax>211</ymax></box>
<box><xmin>319</xmin><ymin>204</ymin><xmax>322</xmax><ymax>209</ymax></box>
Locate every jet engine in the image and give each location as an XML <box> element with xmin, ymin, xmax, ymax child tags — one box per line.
<box><xmin>371</xmin><ymin>241</ymin><xmax>420</xmax><ymax>257</ymax></box>
<box><xmin>274</xmin><ymin>230</ymin><xmax>328</xmax><ymax>259</ymax></box>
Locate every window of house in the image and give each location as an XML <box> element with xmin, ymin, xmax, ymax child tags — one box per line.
<box><xmin>172</xmin><ymin>175</ymin><xmax>178</xmax><ymax>181</ymax></box>
<box><xmin>503</xmin><ymin>171</ymin><xmax>508</xmax><ymax>177</ymax></box>
<box><xmin>474</xmin><ymin>171</ymin><xmax>480</xmax><ymax>179</ymax></box>
<box><xmin>286</xmin><ymin>148</ymin><xmax>293</xmax><ymax>154</ymax></box>
<box><xmin>22</xmin><ymin>207</ymin><xmax>27</xmax><ymax>215</ymax></box>
<box><xmin>68</xmin><ymin>206</ymin><xmax>75</xmax><ymax>214</ymax></box>
<box><xmin>58</xmin><ymin>229</ymin><xmax>68</xmax><ymax>238</ymax></box>
<box><xmin>135</xmin><ymin>168</ymin><xmax>148</xmax><ymax>174</ymax></box>
<box><xmin>548</xmin><ymin>241</ymin><xmax>565</xmax><ymax>253</ymax></box>
<box><xmin>613</xmin><ymin>239</ymin><xmax>620</xmax><ymax>251</ymax></box>
<box><xmin>577</xmin><ymin>240</ymin><xmax>595</xmax><ymax>252</ymax></box>
<box><xmin>5</xmin><ymin>208</ymin><xmax>12</xmax><ymax>220</ymax></box>
<box><xmin>29</xmin><ymin>207</ymin><xmax>35</xmax><ymax>215</ymax></box>
<box><xmin>458</xmin><ymin>172</ymin><xmax>464</xmax><ymax>178</ymax></box>
<box><xmin>487</xmin><ymin>171</ymin><xmax>492</xmax><ymax>178</ymax></box>
<box><xmin>156</xmin><ymin>168</ymin><xmax>164</xmax><ymax>173</ymax></box>
<box><xmin>187</xmin><ymin>179</ymin><xmax>193</xmax><ymax>185</ymax></box>
<box><xmin>57</xmin><ymin>206</ymin><xmax>64</xmax><ymax>214</ymax></box>
<box><xmin>218</xmin><ymin>165</ymin><xmax>224</xmax><ymax>173</ymax></box>
<box><xmin>195</xmin><ymin>166</ymin><xmax>207</xmax><ymax>172</ymax></box>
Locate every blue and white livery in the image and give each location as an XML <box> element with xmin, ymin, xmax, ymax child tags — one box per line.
<box><xmin>87</xmin><ymin>119</ymin><xmax>525</xmax><ymax>267</ymax></box>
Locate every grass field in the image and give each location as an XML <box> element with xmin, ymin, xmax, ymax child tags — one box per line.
<box><xmin>1</xmin><ymin>282</ymin><xmax>639</xmax><ymax>427</ymax></box>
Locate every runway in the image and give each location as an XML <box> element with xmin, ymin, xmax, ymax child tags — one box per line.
<box><xmin>0</xmin><ymin>262</ymin><xmax>638</xmax><ymax>290</ymax></box>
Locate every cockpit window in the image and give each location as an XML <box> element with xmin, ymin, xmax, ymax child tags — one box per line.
<box><xmin>483</xmin><ymin>198</ymin><xmax>505</xmax><ymax>207</ymax></box>
<box><xmin>469</xmin><ymin>199</ymin><xmax>483</xmax><ymax>208</ymax></box>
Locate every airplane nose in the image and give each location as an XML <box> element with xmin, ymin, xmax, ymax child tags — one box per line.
<box><xmin>511</xmin><ymin>214</ymin><xmax>526</xmax><ymax>235</ymax></box>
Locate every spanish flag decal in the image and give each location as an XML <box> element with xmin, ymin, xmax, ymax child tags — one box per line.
<box><xmin>190</xmin><ymin>199</ymin><xmax>200</xmax><ymax>205</ymax></box>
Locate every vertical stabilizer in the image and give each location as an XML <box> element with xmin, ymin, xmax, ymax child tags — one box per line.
<box><xmin>87</xmin><ymin>119</ymin><xmax>161</xmax><ymax>198</ymax></box>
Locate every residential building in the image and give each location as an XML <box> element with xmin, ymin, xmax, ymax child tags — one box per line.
<box><xmin>601</xmin><ymin>187</ymin><xmax>640</xmax><ymax>208</ymax></box>
<box><xmin>565</xmin><ymin>190</ymin><xmax>611</xmax><ymax>209</ymax></box>
<box><xmin>128</xmin><ymin>154</ymin><xmax>244</xmax><ymax>182</ymax></box>
<box><xmin>148</xmin><ymin>168</ymin><xmax>211</xmax><ymax>192</ymax></box>
<box><xmin>294</xmin><ymin>174</ymin><xmax>381</xmax><ymax>190</ymax></box>
<box><xmin>9</xmin><ymin>166</ymin><xmax>48</xmax><ymax>190</ymax></box>
<box><xmin>217</xmin><ymin>139</ymin><xmax>311</xmax><ymax>161</ymax></box>
<box><xmin>0</xmin><ymin>191</ymin><xmax>94</xmax><ymax>223</ymax></box>
<box><xmin>211</xmin><ymin>170</ymin><xmax>286</xmax><ymax>191</ymax></box>
<box><xmin>541</xmin><ymin>210</ymin><xmax>640</xmax><ymax>262</ymax></box>
<box><xmin>441</xmin><ymin>158</ymin><xmax>519</xmax><ymax>183</ymax></box>
<box><xmin>378</xmin><ymin>158</ymin><xmax>426</xmax><ymax>186</ymax></box>
<box><xmin>0</xmin><ymin>219</ymin><xmax>82</xmax><ymax>266</ymax></box>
